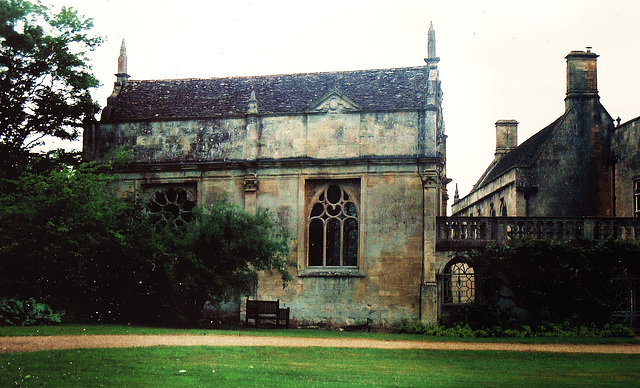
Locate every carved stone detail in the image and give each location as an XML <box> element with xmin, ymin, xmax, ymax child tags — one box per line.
<box><xmin>308</xmin><ymin>89</ymin><xmax>360</xmax><ymax>113</ymax></box>
<box><xmin>423</xmin><ymin>172</ymin><xmax>438</xmax><ymax>189</ymax></box>
<box><xmin>244</xmin><ymin>174</ymin><xmax>259</xmax><ymax>192</ymax></box>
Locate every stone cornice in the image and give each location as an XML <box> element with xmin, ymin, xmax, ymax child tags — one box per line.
<box><xmin>113</xmin><ymin>155</ymin><xmax>442</xmax><ymax>173</ymax></box>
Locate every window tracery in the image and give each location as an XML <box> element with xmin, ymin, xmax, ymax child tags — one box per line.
<box><xmin>443</xmin><ymin>261</ymin><xmax>475</xmax><ymax>304</ymax></box>
<box><xmin>144</xmin><ymin>185</ymin><xmax>196</xmax><ymax>228</ymax></box>
<box><xmin>308</xmin><ymin>184</ymin><xmax>359</xmax><ymax>267</ymax></box>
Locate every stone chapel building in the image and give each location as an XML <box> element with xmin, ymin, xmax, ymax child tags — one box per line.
<box><xmin>83</xmin><ymin>24</ymin><xmax>448</xmax><ymax>326</ymax></box>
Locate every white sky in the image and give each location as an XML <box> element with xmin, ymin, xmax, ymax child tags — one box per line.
<box><xmin>49</xmin><ymin>0</ymin><xmax>640</xmax><ymax>209</ymax></box>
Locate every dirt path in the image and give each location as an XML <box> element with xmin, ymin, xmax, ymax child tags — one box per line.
<box><xmin>2</xmin><ymin>334</ymin><xmax>640</xmax><ymax>354</ymax></box>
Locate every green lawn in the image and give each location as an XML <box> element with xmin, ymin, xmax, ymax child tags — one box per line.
<box><xmin>1</xmin><ymin>346</ymin><xmax>639</xmax><ymax>387</ymax></box>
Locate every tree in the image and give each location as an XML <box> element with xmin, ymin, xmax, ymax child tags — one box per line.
<box><xmin>157</xmin><ymin>201</ymin><xmax>292</xmax><ymax>324</ymax></box>
<box><xmin>0</xmin><ymin>155</ymin><xmax>153</xmax><ymax>321</ymax></box>
<box><xmin>0</xmin><ymin>155</ymin><xmax>292</xmax><ymax>326</ymax></box>
<box><xmin>0</xmin><ymin>0</ymin><xmax>101</xmax><ymax>175</ymax></box>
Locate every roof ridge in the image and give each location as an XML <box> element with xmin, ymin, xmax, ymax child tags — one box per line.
<box><xmin>124</xmin><ymin>65</ymin><xmax>428</xmax><ymax>84</ymax></box>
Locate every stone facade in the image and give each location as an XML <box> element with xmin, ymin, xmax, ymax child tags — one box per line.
<box><xmin>84</xmin><ymin>25</ymin><xmax>448</xmax><ymax>326</ymax></box>
<box><xmin>612</xmin><ymin>116</ymin><xmax>640</xmax><ymax>217</ymax></box>
<box><xmin>452</xmin><ymin>50</ymin><xmax>616</xmax><ymax>218</ymax></box>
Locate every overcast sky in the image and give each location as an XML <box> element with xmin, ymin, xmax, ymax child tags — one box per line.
<box><xmin>49</xmin><ymin>0</ymin><xmax>640</xmax><ymax>209</ymax></box>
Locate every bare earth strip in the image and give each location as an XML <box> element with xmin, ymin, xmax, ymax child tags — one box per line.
<box><xmin>2</xmin><ymin>335</ymin><xmax>640</xmax><ymax>354</ymax></box>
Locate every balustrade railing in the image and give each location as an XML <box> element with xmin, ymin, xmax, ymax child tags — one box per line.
<box><xmin>436</xmin><ymin>217</ymin><xmax>640</xmax><ymax>250</ymax></box>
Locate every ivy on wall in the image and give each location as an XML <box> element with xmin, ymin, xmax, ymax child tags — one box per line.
<box><xmin>461</xmin><ymin>238</ymin><xmax>640</xmax><ymax>326</ymax></box>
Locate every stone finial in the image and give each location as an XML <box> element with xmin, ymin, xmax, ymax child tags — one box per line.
<box><xmin>118</xmin><ymin>40</ymin><xmax>127</xmax><ymax>74</ymax></box>
<box><xmin>115</xmin><ymin>39</ymin><xmax>130</xmax><ymax>86</ymax></box>
<box><xmin>428</xmin><ymin>21</ymin><xmax>436</xmax><ymax>59</ymax></box>
<box><xmin>454</xmin><ymin>183</ymin><xmax>460</xmax><ymax>202</ymax></box>
<box><xmin>425</xmin><ymin>21</ymin><xmax>440</xmax><ymax>65</ymax></box>
<box><xmin>104</xmin><ymin>39</ymin><xmax>131</xmax><ymax>119</ymax></box>
<box><xmin>247</xmin><ymin>90</ymin><xmax>259</xmax><ymax>115</ymax></box>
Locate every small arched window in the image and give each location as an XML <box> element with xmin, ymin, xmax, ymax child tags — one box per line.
<box><xmin>308</xmin><ymin>184</ymin><xmax>358</xmax><ymax>267</ymax></box>
<box><xmin>499</xmin><ymin>198</ymin><xmax>508</xmax><ymax>216</ymax></box>
<box><xmin>443</xmin><ymin>261</ymin><xmax>475</xmax><ymax>304</ymax></box>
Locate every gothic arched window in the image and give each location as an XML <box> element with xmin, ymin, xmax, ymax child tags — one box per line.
<box><xmin>499</xmin><ymin>198</ymin><xmax>508</xmax><ymax>216</ymax></box>
<box><xmin>308</xmin><ymin>184</ymin><xmax>358</xmax><ymax>267</ymax></box>
<box><xmin>443</xmin><ymin>261</ymin><xmax>475</xmax><ymax>304</ymax></box>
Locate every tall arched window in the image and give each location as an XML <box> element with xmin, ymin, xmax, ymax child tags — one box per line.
<box><xmin>308</xmin><ymin>184</ymin><xmax>358</xmax><ymax>267</ymax></box>
<box><xmin>499</xmin><ymin>198</ymin><xmax>508</xmax><ymax>216</ymax></box>
<box><xmin>443</xmin><ymin>261</ymin><xmax>475</xmax><ymax>304</ymax></box>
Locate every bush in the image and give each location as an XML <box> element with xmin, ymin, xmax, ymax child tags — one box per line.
<box><xmin>0</xmin><ymin>298</ymin><xmax>64</xmax><ymax>326</ymax></box>
<box><xmin>470</xmin><ymin>238</ymin><xmax>640</xmax><ymax>326</ymax></box>
<box><xmin>394</xmin><ymin>320</ymin><xmax>635</xmax><ymax>338</ymax></box>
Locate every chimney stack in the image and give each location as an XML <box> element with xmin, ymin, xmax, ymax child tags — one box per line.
<box><xmin>565</xmin><ymin>49</ymin><xmax>598</xmax><ymax>109</ymax></box>
<box><xmin>495</xmin><ymin>120</ymin><xmax>518</xmax><ymax>160</ymax></box>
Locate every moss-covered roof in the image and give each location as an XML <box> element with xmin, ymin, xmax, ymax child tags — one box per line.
<box><xmin>103</xmin><ymin>66</ymin><xmax>429</xmax><ymax>122</ymax></box>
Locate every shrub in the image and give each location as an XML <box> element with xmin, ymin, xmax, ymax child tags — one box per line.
<box><xmin>470</xmin><ymin>238</ymin><xmax>640</xmax><ymax>326</ymax></box>
<box><xmin>0</xmin><ymin>298</ymin><xmax>64</xmax><ymax>326</ymax></box>
<box><xmin>394</xmin><ymin>320</ymin><xmax>635</xmax><ymax>338</ymax></box>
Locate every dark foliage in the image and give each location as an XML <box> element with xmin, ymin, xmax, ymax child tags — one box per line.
<box><xmin>0</xmin><ymin>156</ymin><xmax>291</xmax><ymax>326</ymax></box>
<box><xmin>467</xmin><ymin>238</ymin><xmax>640</xmax><ymax>326</ymax></box>
<box><xmin>395</xmin><ymin>319</ymin><xmax>636</xmax><ymax>338</ymax></box>
<box><xmin>0</xmin><ymin>298</ymin><xmax>64</xmax><ymax>326</ymax></box>
<box><xmin>153</xmin><ymin>203</ymin><xmax>292</xmax><ymax>325</ymax></box>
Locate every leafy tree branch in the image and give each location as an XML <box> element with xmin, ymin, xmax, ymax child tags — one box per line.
<box><xmin>0</xmin><ymin>0</ymin><xmax>102</xmax><ymax>175</ymax></box>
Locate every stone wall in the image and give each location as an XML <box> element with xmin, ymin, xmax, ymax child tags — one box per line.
<box><xmin>452</xmin><ymin>170</ymin><xmax>517</xmax><ymax>217</ymax></box>
<box><xmin>92</xmin><ymin>110</ymin><xmax>434</xmax><ymax>163</ymax></box>
<box><xmin>613</xmin><ymin>117</ymin><xmax>640</xmax><ymax>217</ymax></box>
<box><xmin>113</xmin><ymin>158</ymin><xmax>433</xmax><ymax>326</ymax></box>
<box><xmin>527</xmin><ymin>102</ymin><xmax>614</xmax><ymax>217</ymax></box>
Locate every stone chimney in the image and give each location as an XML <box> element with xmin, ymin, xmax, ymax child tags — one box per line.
<box><xmin>565</xmin><ymin>49</ymin><xmax>598</xmax><ymax>109</ymax></box>
<box><xmin>495</xmin><ymin>120</ymin><xmax>518</xmax><ymax>160</ymax></box>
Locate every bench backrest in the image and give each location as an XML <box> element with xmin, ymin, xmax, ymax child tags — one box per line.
<box><xmin>247</xmin><ymin>299</ymin><xmax>279</xmax><ymax>314</ymax></box>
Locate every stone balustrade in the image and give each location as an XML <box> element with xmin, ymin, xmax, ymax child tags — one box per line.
<box><xmin>436</xmin><ymin>217</ymin><xmax>640</xmax><ymax>250</ymax></box>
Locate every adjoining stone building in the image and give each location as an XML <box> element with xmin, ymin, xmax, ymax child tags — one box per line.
<box><xmin>612</xmin><ymin>116</ymin><xmax>640</xmax><ymax>218</ymax></box>
<box><xmin>444</xmin><ymin>49</ymin><xmax>640</xmax><ymax>326</ymax></box>
<box><xmin>84</xmin><ymin>24</ymin><xmax>449</xmax><ymax>326</ymax></box>
<box><xmin>452</xmin><ymin>49</ymin><xmax>617</xmax><ymax>218</ymax></box>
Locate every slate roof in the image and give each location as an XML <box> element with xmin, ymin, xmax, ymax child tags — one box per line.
<box><xmin>471</xmin><ymin>114</ymin><xmax>565</xmax><ymax>191</ymax></box>
<box><xmin>104</xmin><ymin>66</ymin><xmax>429</xmax><ymax>122</ymax></box>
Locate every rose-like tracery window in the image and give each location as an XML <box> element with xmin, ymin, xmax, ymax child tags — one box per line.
<box><xmin>145</xmin><ymin>185</ymin><xmax>196</xmax><ymax>228</ymax></box>
<box><xmin>308</xmin><ymin>184</ymin><xmax>358</xmax><ymax>267</ymax></box>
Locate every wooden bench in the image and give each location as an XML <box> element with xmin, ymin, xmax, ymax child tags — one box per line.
<box><xmin>245</xmin><ymin>299</ymin><xmax>290</xmax><ymax>328</ymax></box>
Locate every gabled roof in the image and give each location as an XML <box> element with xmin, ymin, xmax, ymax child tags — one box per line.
<box><xmin>103</xmin><ymin>66</ymin><xmax>429</xmax><ymax>122</ymax></box>
<box><xmin>471</xmin><ymin>114</ymin><xmax>565</xmax><ymax>190</ymax></box>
